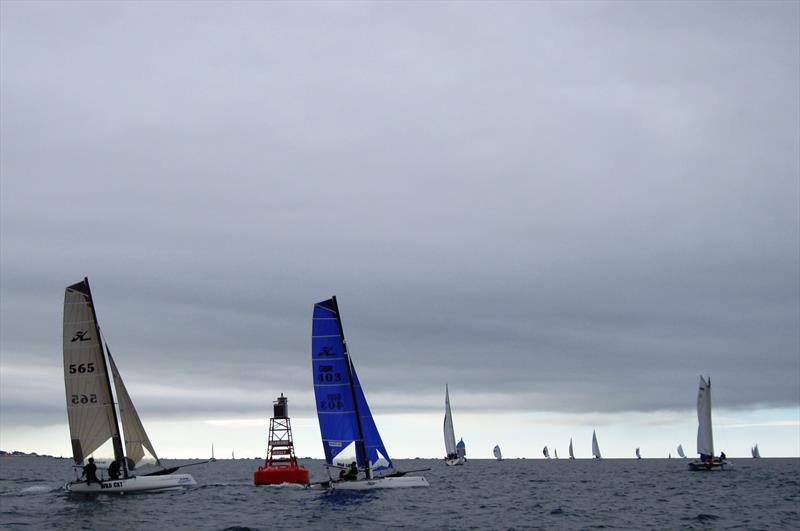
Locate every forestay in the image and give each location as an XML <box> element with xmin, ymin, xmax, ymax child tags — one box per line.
<box><xmin>63</xmin><ymin>280</ymin><xmax>121</xmax><ymax>465</ymax></box>
<box><xmin>108</xmin><ymin>351</ymin><xmax>160</xmax><ymax>467</ymax></box>
<box><xmin>312</xmin><ymin>298</ymin><xmax>393</xmax><ymax>476</ymax></box>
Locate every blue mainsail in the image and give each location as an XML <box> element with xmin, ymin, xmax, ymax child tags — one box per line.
<box><xmin>312</xmin><ymin>297</ymin><xmax>393</xmax><ymax>476</ymax></box>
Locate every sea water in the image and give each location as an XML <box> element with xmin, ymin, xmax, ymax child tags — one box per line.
<box><xmin>1</xmin><ymin>456</ymin><xmax>798</xmax><ymax>529</ymax></box>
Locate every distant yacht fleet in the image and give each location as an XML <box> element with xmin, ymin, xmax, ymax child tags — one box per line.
<box><xmin>60</xmin><ymin>280</ymin><xmax>756</xmax><ymax>494</ymax></box>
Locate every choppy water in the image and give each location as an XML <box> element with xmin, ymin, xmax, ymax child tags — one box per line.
<box><xmin>1</xmin><ymin>456</ymin><xmax>798</xmax><ymax>529</ymax></box>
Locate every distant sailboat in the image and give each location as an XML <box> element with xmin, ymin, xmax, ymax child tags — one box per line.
<box><xmin>568</xmin><ymin>438</ymin><xmax>575</xmax><ymax>459</ymax></box>
<box><xmin>456</xmin><ymin>438</ymin><xmax>466</xmax><ymax>460</ymax></box>
<box><xmin>210</xmin><ymin>444</ymin><xmax>216</xmax><ymax>463</ymax></box>
<box><xmin>554</xmin><ymin>448</ymin><xmax>558</xmax><ymax>459</ymax></box>
<box><xmin>443</xmin><ymin>385</ymin><xmax>465</xmax><ymax>466</ymax></box>
<box><xmin>542</xmin><ymin>446</ymin><xmax>550</xmax><ymax>459</ymax></box>
<box><xmin>592</xmin><ymin>430</ymin><xmax>602</xmax><ymax>459</ymax></box>
<box><xmin>62</xmin><ymin>278</ymin><xmax>196</xmax><ymax>493</ymax></box>
<box><xmin>688</xmin><ymin>375</ymin><xmax>730</xmax><ymax>471</ymax></box>
<box><xmin>493</xmin><ymin>445</ymin><xmax>503</xmax><ymax>461</ymax></box>
<box><xmin>635</xmin><ymin>447</ymin><xmax>641</xmax><ymax>459</ymax></box>
<box><xmin>677</xmin><ymin>444</ymin><xmax>686</xmax><ymax>458</ymax></box>
<box><xmin>669</xmin><ymin>453</ymin><xmax>672</xmax><ymax>459</ymax></box>
<box><xmin>751</xmin><ymin>444</ymin><xmax>761</xmax><ymax>458</ymax></box>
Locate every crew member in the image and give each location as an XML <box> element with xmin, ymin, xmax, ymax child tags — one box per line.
<box><xmin>82</xmin><ymin>457</ymin><xmax>100</xmax><ymax>485</ymax></box>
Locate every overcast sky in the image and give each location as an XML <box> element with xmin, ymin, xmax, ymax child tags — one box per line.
<box><xmin>1</xmin><ymin>1</ymin><xmax>798</xmax><ymax>459</ymax></box>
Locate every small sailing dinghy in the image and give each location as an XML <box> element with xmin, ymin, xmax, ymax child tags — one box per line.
<box><xmin>310</xmin><ymin>297</ymin><xmax>428</xmax><ymax>490</ymax></box>
<box><xmin>591</xmin><ymin>430</ymin><xmax>602</xmax><ymax>459</ymax></box>
<box><xmin>542</xmin><ymin>446</ymin><xmax>550</xmax><ymax>459</ymax></box>
<box><xmin>751</xmin><ymin>445</ymin><xmax>761</xmax><ymax>458</ymax></box>
<box><xmin>688</xmin><ymin>376</ymin><xmax>730</xmax><ymax>471</ymax></box>
<box><xmin>677</xmin><ymin>444</ymin><xmax>686</xmax><ymax>458</ymax></box>
<box><xmin>443</xmin><ymin>385</ymin><xmax>465</xmax><ymax>466</ymax></box>
<box><xmin>554</xmin><ymin>448</ymin><xmax>558</xmax><ymax>459</ymax></box>
<box><xmin>493</xmin><ymin>445</ymin><xmax>503</xmax><ymax>461</ymax></box>
<box><xmin>635</xmin><ymin>447</ymin><xmax>641</xmax><ymax>459</ymax></box>
<box><xmin>568</xmin><ymin>438</ymin><xmax>575</xmax><ymax>459</ymax></box>
<box><xmin>63</xmin><ymin>278</ymin><xmax>196</xmax><ymax>493</ymax></box>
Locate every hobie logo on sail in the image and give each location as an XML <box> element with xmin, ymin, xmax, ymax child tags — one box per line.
<box><xmin>71</xmin><ymin>331</ymin><xmax>91</xmax><ymax>342</ymax></box>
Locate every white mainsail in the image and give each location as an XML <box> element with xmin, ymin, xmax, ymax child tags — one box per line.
<box><xmin>443</xmin><ymin>385</ymin><xmax>457</xmax><ymax>457</ymax></box>
<box><xmin>108</xmin><ymin>351</ymin><xmax>160</xmax><ymax>467</ymax></box>
<box><xmin>677</xmin><ymin>444</ymin><xmax>686</xmax><ymax>458</ymax></box>
<box><xmin>63</xmin><ymin>280</ymin><xmax>122</xmax><ymax>465</ymax></box>
<box><xmin>568</xmin><ymin>438</ymin><xmax>574</xmax><ymax>459</ymax></box>
<box><xmin>592</xmin><ymin>430</ymin><xmax>602</xmax><ymax>458</ymax></box>
<box><xmin>696</xmin><ymin>376</ymin><xmax>714</xmax><ymax>458</ymax></box>
<box><xmin>752</xmin><ymin>444</ymin><xmax>760</xmax><ymax>458</ymax></box>
<box><xmin>493</xmin><ymin>445</ymin><xmax>502</xmax><ymax>460</ymax></box>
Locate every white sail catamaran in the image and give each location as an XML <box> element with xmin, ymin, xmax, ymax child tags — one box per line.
<box><xmin>493</xmin><ymin>445</ymin><xmax>503</xmax><ymax>461</ymax></box>
<box><xmin>688</xmin><ymin>376</ymin><xmax>730</xmax><ymax>471</ymax></box>
<box><xmin>568</xmin><ymin>438</ymin><xmax>575</xmax><ymax>460</ymax></box>
<box><xmin>63</xmin><ymin>278</ymin><xmax>196</xmax><ymax>493</ymax></box>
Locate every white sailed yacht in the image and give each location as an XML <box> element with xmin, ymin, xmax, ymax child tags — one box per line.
<box><xmin>688</xmin><ymin>376</ymin><xmax>730</xmax><ymax>471</ymax></box>
<box><xmin>63</xmin><ymin>278</ymin><xmax>196</xmax><ymax>493</ymax></box>
<box><xmin>677</xmin><ymin>444</ymin><xmax>686</xmax><ymax>458</ymax></box>
<box><xmin>311</xmin><ymin>297</ymin><xmax>428</xmax><ymax>490</ymax></box>
<box><xmin>751</xmin><ymin>445</ymin><xmax>761</xmax><ymax>458</ymax></box>
<box><xmin>568</xmin><ymin>438</ymin><xmax>575</xmax><ymax>459</ymax></box>
<box><xmin>493</xmin><ymin>445</ymin><xmax>503</xmax><ymax>461</ymax></box>
<box><xmin>443</xmin><ymin>385</ymin><xmax>465</xmax><ymax>466</ymax></box>
<box><xmin>591</xmin><ymin>430</ymin><xmax>602</xmax><ymax>459</ymax></box>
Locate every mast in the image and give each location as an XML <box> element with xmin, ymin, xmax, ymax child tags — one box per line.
<box><xmin>84</xmin><ymin>277</ymin><xmax>127</xmax><ymax>477</ymax></box>
<box><xmin>331</xmin><ymin>296</ymin><xmax>371</xmax><ymax>479</ymax></box>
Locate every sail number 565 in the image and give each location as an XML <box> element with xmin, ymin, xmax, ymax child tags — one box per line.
<box><xmin>71</xmin><ymin>394</ymin><xmax>97</xmax><ymax>404</ymax></box>
<box><xmin>68</xmin><ymin>363</ymin><xmax>96</xmax><ymax>374</ymax></box>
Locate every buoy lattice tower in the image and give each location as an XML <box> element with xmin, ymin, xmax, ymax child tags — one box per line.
<box><xmin>254</xmin><ymin>393</ymin><xmax>310</xmax><ymax>485</ymax></box>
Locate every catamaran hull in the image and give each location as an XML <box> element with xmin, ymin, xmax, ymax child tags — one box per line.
<box><xmin>688</xmin><ymin>460</ymin><xmax>731</xmax><ymax>471</ymax></box>
<box><xmin>445</xmin><ymin>457</ymin><xmax>466</xmax><ymax>466</ymax></box>
<box><xmin>317</xmin><ymin>476</ymin><xmax>429</xmax><ymax>490</ymax></box>
<box><xmin>66</xmin><ymin>474</ymin><xmax>196</xmax><ymax>493</ymax></box>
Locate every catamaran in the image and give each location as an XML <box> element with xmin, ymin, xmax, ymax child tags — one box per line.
<box><xmin>635</xmin><ymin>447</ymin><xmax>641</xmax><ymax>459</ymax></box>
<box><xmin>554</xmin><ymin>448</ymin><xmax>558</xmax><ymax>459</ymax></box>
<box><xmin>591</xmin><ymin>430</ymin><xmax>602</xmax><ymax>459</ymax></box>
<box><xmin>443</xmin><ymin>385</ymin><xmax>465</xmax><ymax>466</ymax></box>
<box><xmin>493</xmin><ymin>445</ymin><xmax>503</xmax><ymax>461</ymax></box>
<box><xmin>311</xmin><ymin>296</ymin><xmax>429</xmax><ymax>490</ymax></box>
<box><xmin>568</xmin><ymin>438</ymin><xmax>575</xmax><ymax>459</ymax></box>
<box><xmin>677</xmin><ymin>444</ymin><xmax>686</xmax><ymax>458</ymax></box>
<box><xmin>688</xmin><ymin>376</ymin><xmax>730</xmax><ymax>471</ymax></box>
<box><xmin>542</xmin><ymin>446</ymin><xmax>550</xmax><ymax>459</ymax></box>
<box><xmin>751</xmin><ymin>444</ymin><xmax>761</xmax><ymax>458</ymax></box>
<box><xmin>456</xmin><ymin>438</ymin><xmax>466</xmax><ymax>461</ymax></box>
<box><xmin>63</xmin><ymin>278</ymin><xmax>196</xmax><ymax>493</ymax></box>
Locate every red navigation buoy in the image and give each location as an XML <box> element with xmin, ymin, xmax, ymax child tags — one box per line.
<box><xmin>253</xmin><ymin>393</ymin><xmax>310</xmax><ymax>485</ymax></box>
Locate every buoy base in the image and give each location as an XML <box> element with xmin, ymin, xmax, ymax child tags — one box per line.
<box><xmin>254</xmin><ymin>466</ymin><xmax>309</xmax><ymax>485</ymax></box>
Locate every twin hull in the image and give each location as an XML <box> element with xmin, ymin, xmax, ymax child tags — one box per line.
<box><xmin>66</xmin><ymin>474</ymin><xmax>196</xmax><ymax>493</ymax></box>
<box><xmin>330</xmin><ymin>476</ymin><xmax>430</xmax><ymax>490</ymax></box>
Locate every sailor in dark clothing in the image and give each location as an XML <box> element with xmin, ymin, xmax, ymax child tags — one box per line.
<box><xmin>108</xmin><ymin>459</ymin><xmax>120</xmax><ymax>480</ymax></box>
<box><xmin>340</xmin><ymin>461</ymin><xmax>358</xmax><ymax>481</ymax></box>
<box><xmin>82</xmin><ymin>457</ymin><xmax>100</xmax><ymax>485</ymax></box>
<box><xmin>719</xmin><ymin>451</ymin><xmax>726</xmax><ymax>461</ymax></box>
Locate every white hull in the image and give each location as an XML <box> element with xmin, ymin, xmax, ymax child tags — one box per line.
<box><xmin>445</xmin><ymin>457</ymin><xmax>466</xmax><ymax>466</ymax></box>
<box><xmin>66</xmin><ymin>474</ymin><xmax>196</xmax><ymax>493</ymax></box>
<box><xmin>327</xmin><ymin>476</ymin><xmax>429</xmax><ymax>490</ymax></box>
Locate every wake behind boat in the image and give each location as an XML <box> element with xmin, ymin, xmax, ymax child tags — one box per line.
<box><xmin>63</xmin><ymin>278</ymin><xmax>196</xmax><ymax>493</ymax></box>
<box><xmin>443</xmin><ymin>385</ymin><xmax>465</xmax><ymax>466</ymax></box>
<box><xmin>688</xmin><ymin>376</ymin><xmax>730</xmax><ymax>471</ymax></box>
<box><xmin>310</xmin><ymin>296</ymin><xmax>429</xmax><ymax>490</ymax></box>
